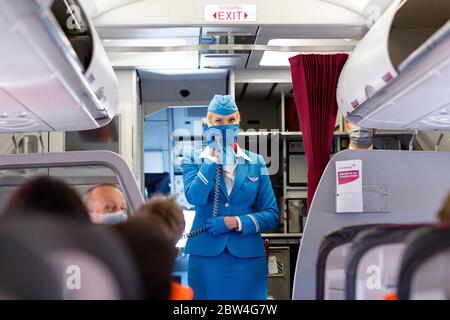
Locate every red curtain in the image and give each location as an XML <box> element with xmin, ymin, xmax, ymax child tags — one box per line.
<box><xmin>285</xmin><ymin>98</ymin><xmax>300</xmax><ymax>132</ymax></box>
<box><xmin>289</xmin><ymin>54</ymin><xmax>348</xmax><ymax>211</ymax></box>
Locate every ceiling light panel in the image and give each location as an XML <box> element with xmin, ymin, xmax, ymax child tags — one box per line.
<box><xmin>259</xmin><ymin>38</ymin><xmax>357</xmax><ymax>66</ymax></box>
<box><xmin>102</xmin><ymin>33</ymin><xmax>199</xmax><ymax>69</ymax></box>
<box><xmin>106</xmin><ymin>51</ymin><xmax>199</xmax><ymax>69</ymax></box>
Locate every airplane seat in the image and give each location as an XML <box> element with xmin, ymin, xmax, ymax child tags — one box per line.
<box><xmin>316</xmin><ymin>224</ymin><xmax>383</xmax><ymax>300</ymax></box>
<box><xmin>65</xmin><ymin>225</ymin><xmax>144</xmax><ymax>299</ymax></box>
<box><xmin>345</xmin><ymin>224</ymin><xmax>433</xmax><ymax>300</ymax></box>
<box><xmin>47</xmin><ymin>248</ymin><xmax>122</xmax><ymax>299</ymax></box>
<box><xmin>397</xmin><ymin>226</ymin><xmax>450</xmax><ymax>300</ymax></box>
<box><xmin>0</xmin><ymin>176</ymin><xmax>28</xmax><ymax>214</ymax></box>
<box><xmin>324</xmin><ymin>256</ymin><xmax>348</xmax><ymax>300</ymax></box>
<box><xmin>0</xmin><ymin>231</ymin><xmax>60</xmax><ymax>299</ymax></box>
<box><xmin>0</xmin><ymin>217</ymin><xmax>143</xmax><ymax>299</ymax></box>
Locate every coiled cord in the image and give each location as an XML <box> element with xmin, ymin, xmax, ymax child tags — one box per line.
<box><xmin>181</xmin><ymin>165</ymin><xmax>222</xmax><ymax>239</ymax></box>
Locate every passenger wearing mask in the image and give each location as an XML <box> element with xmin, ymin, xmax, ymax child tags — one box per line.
<box><xmin>182</xmin><ymin>95</ymin><xmax>279</xmax><ymax>300</ymax></box>
<box><xmin>134</xmin><ymin>196</ymin><xmax>193</xmax><ymax>300</ymax></box>
<box><xmin>345</xmin><ymin>120</ymin><xmax>377</xmax><ymax>150</ymax></box>
<box><xmin>83</xmin><ymin>183</ymin><xmax>128</xmax><ymax>224</ymax></box>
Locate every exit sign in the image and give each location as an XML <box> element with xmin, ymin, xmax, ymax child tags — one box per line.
<box><xmin>204</xmin><ymin>4</ymin><xmax>257</xmax><ymax>22</ymax></box>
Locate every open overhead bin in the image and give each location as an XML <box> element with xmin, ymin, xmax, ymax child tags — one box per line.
<box><xmin>337</xmin><ymin>0</ymin><xmax>450</xmax><ymax>130</ymax></box>
<box><xmin>0</xmin><ymin>0</ymin><xmax>118</xmax><ymax>133</ymax></box>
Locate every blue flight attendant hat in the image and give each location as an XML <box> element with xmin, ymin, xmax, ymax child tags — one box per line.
<box><xmin>207</xmin><ymin>95</ymin><xmax>238</xmax><ymax>115</ymax></box>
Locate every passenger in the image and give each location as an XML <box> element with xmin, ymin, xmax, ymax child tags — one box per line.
<box><xmin>384</xmin><ymin>292</ymin><xmax>398</xmax><ymax>300</ymax></box>
<box><xmin>437</xmin><ymin>192</ymin><xmax>450</xmax><ymax>224</ymax></box>
<box><xmin>2</xmin><ymin>176</ymin><xmax>90</xmax><ymax>222</ymax></box>
<box><xmin>111</xmin><ymin>218</ymin><xmax>177</xmax><ymax>300</ymax></box>
<box><xmin>134</xmin><ymin>196</ymin><xmax>194</xmax><ymax>300</ymax></box>
<box><xmin>182</xmin><ymin>94</ymin><xmax>279</xmax><ymax>300</ymax></box>
<box><xmin>134</xmin><ymin>195</ymin><xmax>185</xmax><ymax>246</ymax></box>
<box><xmin>345</xmin><ymin>120</ymin><xmax>376</xmax><ymax>150</ymax></box>
<box><xmin>83</xmin><ymin>183</ymin><xmax>128</xmax><ymax>224</ymax></box>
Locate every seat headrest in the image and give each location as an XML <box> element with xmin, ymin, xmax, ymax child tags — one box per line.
<box><xmin>0</xmin><ymin>217</ymin><xmax>142</xmax><ymax>299</ymax></box>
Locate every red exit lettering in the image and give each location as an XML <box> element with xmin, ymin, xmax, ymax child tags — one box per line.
<box><xmin>213</xmin><ymin>11</ymin><xmax>248</xmax><ymax>21</ymax></box>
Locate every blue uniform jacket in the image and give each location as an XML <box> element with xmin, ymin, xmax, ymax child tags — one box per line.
<box><xmin>182</xmin><ymin>148</ymin><xmax>279</xmax><ymax>258</ymax></box>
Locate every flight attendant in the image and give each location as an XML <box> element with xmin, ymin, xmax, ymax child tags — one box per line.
<box><xmin>182</xmin><ymin>95</ymin><xmax>279</xmax><ymax>300</ymax></box>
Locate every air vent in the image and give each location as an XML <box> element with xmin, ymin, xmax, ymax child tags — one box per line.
<box><xmin>200</xmin><ymin>53</ymin><xmax>248</xmax><ymax>69</ymax></box>
<box><xmin>200</xmin><ymin>33</ymin><xmax>255</xmax><ymax>54</ymax></box>
<box><xmin>0</xmin><ymin>119</ymin><xmax>39</xmax><ymax>130</ymax></box>
<box><xmin>199</xmin><ymin>27</ymin><xmax>256</xmax><ymax>69</ymax></box>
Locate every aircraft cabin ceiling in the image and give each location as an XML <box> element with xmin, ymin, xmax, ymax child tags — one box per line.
<box><xmin>78</xmin><ymin>0</ymin><xmax>395</xmax><ymax>69</ymax></box>
<box><xmin>83</xmin><ymin>0</ymin><xmax>394</xmax><ymax>21</ymax></box>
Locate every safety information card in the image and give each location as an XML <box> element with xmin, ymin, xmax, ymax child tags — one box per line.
<box><xmin>335</xmin><ymin>159</ymin><xmax>363</xmax><ymax>213</ymax></box>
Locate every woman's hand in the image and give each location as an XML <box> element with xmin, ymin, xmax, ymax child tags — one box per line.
<box><xmin>205</xmin><ymin>217</ymin><xmax>230</xmax><ymax>235</ymax></box>
<box><xmin>207</xmin><ymin>148</ymin><xmax>222</xmax><ymax>164</ymax></box>
<box><xmin>224</xmin><ymin>216</ymin><xmax>238</xmax><ymax>230</ymax></box>
<box><xmin>205</xmin><ymin>217</ymin><xmax>238</xmax><ymax>236</ymax></box>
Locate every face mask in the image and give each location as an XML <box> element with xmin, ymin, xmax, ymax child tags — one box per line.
<box><xmin>204</xmin><ymin>124</ymin><xmax>240</xmax><ymax>165</ymax></box>
<box><xmin>91</xmin><ymin>211</ymin><xmax>128</xmax><ymax>224</ymax></box>
<box><xmin>204</xmin><ymin>123</ymin><xmax>240</xmax><ymax>146</ymax></box>
<box><xmin>348</xmin><ymin>127</ymin><xmax>373</xmax><ymax>148</ymax></box>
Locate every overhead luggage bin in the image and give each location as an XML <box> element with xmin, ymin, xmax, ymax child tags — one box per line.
<box><xmin>0</xmin><ymin>0</ymin><xmax>118</xmax><ymax>133</ymax></box>
<box><xmin>337</xmin><ymin>0</ymin><xmax>450</xmax><ymax>130</ymax></box>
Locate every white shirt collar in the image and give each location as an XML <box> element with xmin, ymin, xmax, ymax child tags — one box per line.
<box><xmin>199</xmin><ymin>144</ymin><xmax>251</xmax><ymax>161</ymax></box>
<box><xmin>349</xmin><ymin>144</ymin><xmax>373</xmax><ymax>150</ymax></box>
<box><xmin>235</xmin><ymin>144</ymin><xmax>251</xmax><ymax>161</ymax></box>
